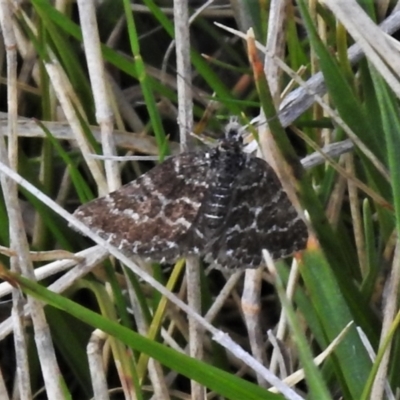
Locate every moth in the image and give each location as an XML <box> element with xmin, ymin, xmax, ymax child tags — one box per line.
<box><xmin>73</xmin><ymin>121</ymin><xmax>308</xmax><ymax>269</ymax></box>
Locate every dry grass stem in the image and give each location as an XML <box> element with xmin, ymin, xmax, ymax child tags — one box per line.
<box><xmin>87</xmin><ymin>330</ymin><xmax>110</xmax><ymax>400</ymax></box>
<box><xmin>242</xmin><ymin>268</ymin><xmax>269</xmax><ymax>388</ymax></box>
<box><xmin>268</xmin><ymin>322</ymin><xmax>354</xmax><ymax>393</ymax></box>
<box><xmin>77</xmin><ymin>0</ymin><xmax>121</xmax><ymax>192</ymax></box>
<box><xmin>174</xmin><ymin>1</ymin><xmax>204</xmax><ymax>398</ymax></box>
<box><xmin>0</xmin><ymin>1</ymin><xmax>64</xmax><ymax>397</ymax></box>
<box><xmin>346</xmin><ymin>153</ymin><xmax>367</xmax><ymax>276</ymax></box>
<box><xmin>269</xmin><ymin>260</ymin><xmax>300</xmax><ymax>374</ymax></box>
<box><xmin>371</xmin><ymin>239</ymin><xmax>400</xmax><ymax>400</ymax></box>
<box><xmin>323</xmin><ymin>0</ymin><xmax>400</xmax><ymax>98</ymax></box>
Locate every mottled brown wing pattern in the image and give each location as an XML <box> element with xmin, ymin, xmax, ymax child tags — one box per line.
<box><xmin>209</xmin><ymin>157</ymin><xmax>308</xmax><ymax>269</ymax></box>
<box><xmin>73</xmin><ymin>152</ymin><xmax>212</xmax><ymax>262</ymax></box>
<box><xmin>74</xmin><ymin>121</ymin><xmax>309</xmax><ymax>270</ymax></box>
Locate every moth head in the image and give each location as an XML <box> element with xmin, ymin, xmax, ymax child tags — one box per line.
<box><xmin>223</xmin><ymin>117</ymin><xmax>245</xmax><ymax>146</ymax></box>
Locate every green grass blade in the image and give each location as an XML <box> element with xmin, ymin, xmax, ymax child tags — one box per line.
<box><xmin>9</xmin><ymin>272</ymin><xmax>283</xmax><ymax>400</ymax></box>
<box><xmin>301</xmin><ymin>245</ymin><xmax>372</xmax><ymax>399</ymax></box>
<box><xmin>371</xmin><ymin>69</ymin><xmax>400</xmax><ymax>233</ymax></box>
<box><xmin>123</xmin><ymin>0</ymin><xmax>168</xmax><ymax>158</ymax></box>
<box><xmin>273</xmin><ymin>257</ymin><xmax>331</xmax><ymax>400</ymax></box>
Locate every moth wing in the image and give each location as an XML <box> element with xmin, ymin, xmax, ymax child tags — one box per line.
<box><xmin>74</xmin><ymin>152</ymin><xmax>211</xmax><ymax>262</ymax></box>
<box><xmin>210</xmin><ymin>157</ymin><xmax>308</xmax><ymax>269</ymax></box>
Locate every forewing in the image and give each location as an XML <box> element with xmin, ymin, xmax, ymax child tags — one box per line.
<box><xmin>210</xmin><ymin>157</ymin><xmax>308</xmax><ymax>269</ymax></box>
<box><xmin>73</xmin><ymin>152</ymin><xmax>211</xmax><ymax>262</ymax></box>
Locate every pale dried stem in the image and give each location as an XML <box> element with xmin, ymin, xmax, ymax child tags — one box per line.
<box><xmin>185</xmin><ymin>256</ymin><xmax>204</xmax><ymax>400</ymax></box>
<box><xmin>259</xmin><ymin>0</ymin><xmax>297</xmax><ymax>206</ymax></box>
<box><xmin>147</xmin><ymin>359</ymin><xmax>171</xmax><ymax>400</ymax></box>
<box><xmin>125</xmin><ymin>270</ymin><xmax>170</xmax><ymax>400</ymax></box>
<box><xmin>0</xmin><ymin>1</ymin><xmax>64</xmax><ymax>398</ymax></box>
<box><xmin>161</xmin><ymin>0</ymin><xmax>215</xmax><ymax>82</ymax></box>
<box><xmin>269</xmin><ymin>259</ymin><xmax>300</xmax><ymax>375</ymax></box>
<box><xmin>215</xmin><ymin>12</ymin><xmax>399</xmax><ymax>181</ymax></box>
<box><xmin>161</xmin><ymin>327</ymin><xmax>185</xmax><ymax>353</ymax></box>
<box><xmin>268</xmin><ymin>330</ymin><xmax>289</xmax><ymax>378</ymax></box>
<box><xmin>0</xmin><ymin>112</ymin><xmax>179</xmax><ymax>155</ymax></box>
<box><xmin>346</xmin><ymin>154</ymin><xmax>367</xmax><ymax>276</ymax></box>
<box><xmin>173</xmin><ymin>0</ymin><xmax>204</xmax><ymax>398</ymax></box>
<box><xmin>77</xmin><ymin>0</ymin><xmax>120</xmax><ymax>192</ymax></box>
<box><xmin>106</xmin><ymin>73</ymin><xmax>145</xmax><ymax>133</ymax></box>
<box><xmin>274</xmin><ymin>53</ymin><xmax>390</xmax><ymax>183</ymax></box>
<box><xmin>215</xmin><ymin>9</ymin><xmax>400</xmax><ymax>127</ymax></box>
<box><xmin>268</xmin><ymin>322</ymin><xmax>354</xmax><ymax>393</ymax></box>
<box><xmin>242</xmin><ymin>268</ymin><xmax>269</xmax><ymax>388</ymax></box>
<box><xmin>1</xmin><ymin>7</ymin><xmax>17</xmax><ymax>172</ymax></box>
<box><xmin>55</xmin><ymin>168</ymin><xmax>72</xmax><ymax>205</ymax></box>
<box><xmin>16</xmin><ymin>9</ymin><xmax>108</xmax><ymax>194</ymax></box>
<box><xmin>371</xmin><ymin>239</ymin><xmax>400</xmax><ymax>400</ymax></box>
<box><xmin>0</xmin><ymin>2</ymin><xmax>32</xmax><ymax>398</ymax></box>
<box><xmin>230</xmin><ymin>0</ymin><xmax>254</xmax><ymax>33</ymax></box>
<box><xmin>105</xmin><ymin>14</ymin><xmax>125</xmax><ymax>48</ymax></box>
<box><xmin>248</xmin><ymin>5</ymin><xmax>292</xmax><ymax>382</ymax></box>
<box><xmin>174</xmin><ymin>0</ymin><xmax>193</xmax><ymax>148</ymax></box>
<box><xmin>264</xmin><ymin>0</ymin><xmax>288</xmax><ymax>106</ymax></box>
<box><xmin>278</xmin><ymin>9</ymin><xmax>400</xmax><ymax>125</ymax></box>
<box><xmin>241</xmin><ymin>5</ymin><xmax>287</xmax><ymax>387</ymax></box>
<box><xmin>15</xmin><ymin>38</ymin><xmax>36</xmax><ymax>107</ymax></box>
<box><xmin>313</xmin><ymin>0</ymin><xmax>331</xmax><ymax>148</ymax></box>
<box><xmin>323</xmin><ymin>0</ymin><xmax>400</xmax><ymax>98</ymax></box>
<box><xmin>0</xmin><ymin>246</ymin><xmax>101</xmax><ymax>296</ymax></box>
<box><xmin>11</xmin><ymin>13</ymin><xmax>40</xmax><ymax>88</ymax></box>
<box><xmin>204</xmin><ymin>271</ymin><xmax>243</xmax><ymax>322</ymax></box>
<box><xmin>125</xmin><ymin>271</ymin><xmax>150</xmax><ymax>335</ymax></box>
<box><xmin>257</xmin><ymin>5</ymin><xmax>294</xmax><ymax>380</ymax></box>
<box><xmin>89</xmin><ymin>267</ymin><xmax>148</xmax><ymax>399</ymax></box>
<box><xmin>291</xmin><ymin>126</ymin><xmax>390</xmax><ymax>208</ymax></box>
<box><xmin>46</xmin><ymin>60</ymin><xmax>108</xmax><ymax>193</ymax></box>
<box><xmin>140</xmin><ymin>262</ymin><xmax>184</xmax><ymax>342</ymax></box>
<box><xmin>156</xmin><ymin>270</ymin><xmax>243</xmax><ymax>392</ymax></box>
<box><xmin>215</xmin><ymin>329</ymin><xmax>304</xmax><ymax>400</ymax></box>
<box><xmin>132</xmin><ymin>3</ymin><xmax>232</xmax><ymax>18</ymax></box>
<box><xmin>356</xmin><ymin>327</ymin><xmax>395</xmax><ymax>400</ymax></box>
<box><xmin>300</xmin><ymin>139</ymin><xmax>354</xmax><ymax>169</ymax></box>
<box><xmin>0</xmin><ymin>246</ymin><xmax>109</xmax><ymax>340</ymax></box>
<box><xmin>87</xmin><ymin>330</ymin><xmax>110</xmax><ymax>400</ymax></box>
<box><xmin>325</xmin><ymin>157</ymin><xmax>347</xmax><ymax>227</ymax></box>
<box><xmin>3</xmin><ymin>114</ymin><xmax>353</xmax><ymax>166</ymax></box>
<box><xmin>11</xmin><ymin>301</ymin><xmax>30</xmax><ymax>399</ymax></box>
